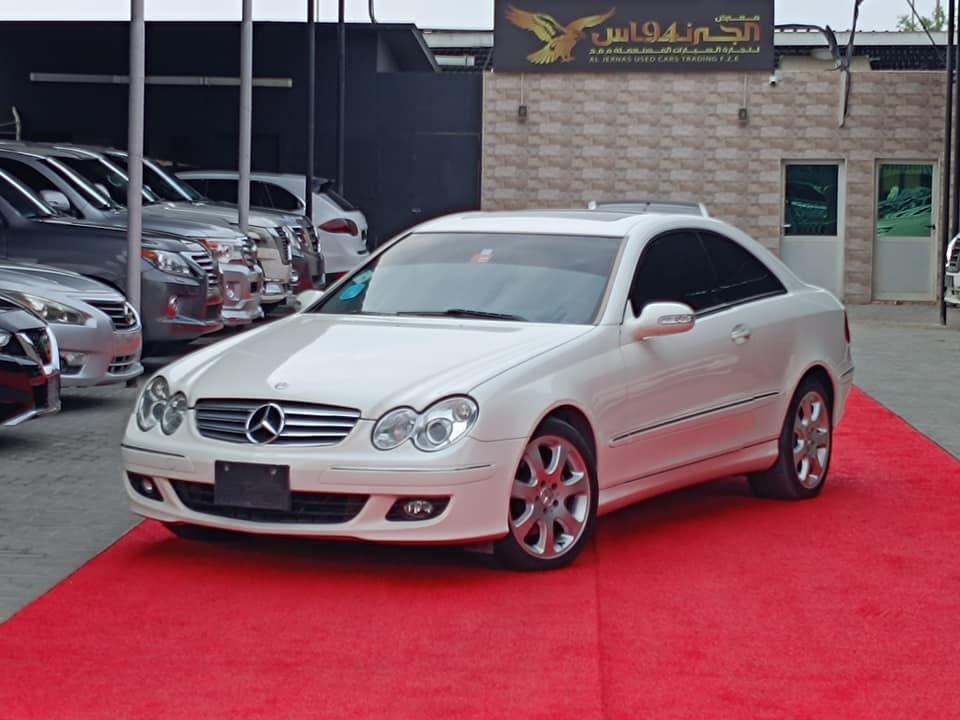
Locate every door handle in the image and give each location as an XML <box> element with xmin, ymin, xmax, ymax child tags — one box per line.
<box><xmin>730</xmin><ymin>325</ymin><xmax>752</xmax><ymax>344</ymax></box>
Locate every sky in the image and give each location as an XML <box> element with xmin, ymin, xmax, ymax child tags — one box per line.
<box><xmin>0</xmin><ymin>0</ymin><xmax>934</xmax><ymax>32</ymax></box>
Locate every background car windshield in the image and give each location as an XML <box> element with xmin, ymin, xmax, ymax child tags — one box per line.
<box><xmin>44</xmin><ymin>157</ymin><xmax>121</xmax><ymax>210</ymax></box>
<box><xmin>313</xmin><ymin>232</ymin><xmax>622</xmax><ymax>324</ymax></box>
<box><xmin>142</xmin><ymin>160</ymin><xmax>205</xmax><ymax>202</ymax></box>
<box><xmin>0</xmin><ymin>171</ymin><xmax>54</xmax><ymax>219</ymax></box>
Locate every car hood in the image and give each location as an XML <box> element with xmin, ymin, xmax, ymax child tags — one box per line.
<box><xmin>102</xmin><ymin>207</ymin><xmax>247</xmax><ymax>241</ymax></box>
<box><xmin>165</xmin><ymin>314</ymin><xmax>593</xmax><ymax>418</ymax></box>
<box><xmin>0</xmin><ymin>263</ymin><xmax>123</xmax><ymax>301</ymax></box>
<box><xmin>34</xmin><ymin>218</ymin><xmax>191</xmax><ymax>252</ymax></box>
<box><xmin>150</xmin><ymin>202</ymin><xmax>288</xmax><ymax>229</ymax></box>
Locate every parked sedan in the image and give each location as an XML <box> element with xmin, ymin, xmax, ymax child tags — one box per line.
<box><xmin>0</xmin><ymin>262</ymin><xmax>143</xmax><ymax>387</ymax></box>
<box><xmin>122</xmin><ymin>210</ymin><xmax>854</xmax><ymax>570</ymax></box>
<box><xmin>1</xmin><ymin>294</ymin><xmax>60</xmax><ymax>427</ymax></box>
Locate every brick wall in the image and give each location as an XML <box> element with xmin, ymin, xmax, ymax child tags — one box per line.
<box><xmin>481</xmin><ymin>70</ymin><xmax>945</xmax><ymax>302</ymax></box>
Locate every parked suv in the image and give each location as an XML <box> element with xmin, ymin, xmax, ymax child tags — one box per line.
<box><xmin>0</xmin><ymin>169</ymin><xmax>220</xmax><ymax>346</ymax></box>
<box><xmin>0</xmin><ymin>145</ymin><xmax>249</xmax><ymax>326</ymax></box>
<box><xmin>179</xmin><ymin>170</ymin><xmax>366</xmax><ymax>280</ymax></box>
<box><xmin>1</xmin><ymin>293</ymin><xmax>60</xmax><ymax>427</ymax></box>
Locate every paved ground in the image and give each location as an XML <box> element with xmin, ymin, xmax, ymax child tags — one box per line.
<box><xmin>0</xmin><ymin>305</ymin><xmax>957</xmax><ymax>622</ymax></box>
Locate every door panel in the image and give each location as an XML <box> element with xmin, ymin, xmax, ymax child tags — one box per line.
<box><xmin>873</xmin><ymin>162</ymin><xmax>937</xmax><ymax>301</ymax></box>
<box><xmin>782</xmin><ymin>163</ymin><xmax>844</xmax><ymax>298</ymax></box>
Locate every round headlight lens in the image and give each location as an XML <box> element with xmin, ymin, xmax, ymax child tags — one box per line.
<box><xmin>161</xmin><ymin>392</ymin><xmax>188</xmax><ymax>435</ymax></box>
<box><xmin>136</xmin><ymin>376</ymin><xmax>169</xmax><ymax>431</ymax></box>
<box><xmin>372</xmin><ymin>407</ymin><xmax>418</xmax><ymax>450</ymax></box>
<box><xmin>413</xmin><ymin>396</ymin><xmax>479</xmax><ymax>452</ymax></box>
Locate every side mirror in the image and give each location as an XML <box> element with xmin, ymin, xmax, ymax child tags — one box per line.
<box><xmin>93</xmin><ymin>183</ymin><xmax>111</xmax><ymax>200</ymax></box>
<box><xmin>296</xmin><ymin>288</ymin><xmax>324</xmax><ymax>310</ymax></box>
<box><xmin>40</xmin><ymin>190</ymin><xmax>71</xmax><ymax>214</ymax></box>
<box><xmin>627</xmin><ymin>301</ymin><xmax>695</xmax><ymax>340</ymax></box>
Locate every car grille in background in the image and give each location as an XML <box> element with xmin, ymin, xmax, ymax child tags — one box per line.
<box><xmin>949</xmin><ymin>242</ymin><xmax>960</xmax><ymax>273</ymax></box>
<box><xmin>85</xmin><ymin>299</ymin><xmax>138</xmax><ymax>330</ymax></box>
<box><xmin>292</xmin><ymin>225</ymin><xmax>307</xmax><ymax>250</ymax></box>
<box><xmin>241</xmin><ymin>240</ymin><xmax>257</xmax><ymax>268</ymax></box>
<box><xmin>275</xmin><ymin>227</ymin><xmax>292</xmax><ymax>264</ymax></box>
<box><xmin>108</xmin><ymin>355</ymin><xmax>138</xmax><ymax>375</ymax></box>
<box><xmin>194</xmin><ymin>399</ymin><xmax>362</xmax><ymax>446</ymax></box>
<box><xmin>171</xmin><ymin>480</ymin><xmax>368</xmax><ymax>524</ymax></box>
<box><xmin>305</xmin><ymin>223</ymin><xmax>319</xmax><ymax>251</ymax></box>
<box><xmin>187</xmin><ymin>250</ymin><xmax>219</xmax><ymax>287</ymax></box>
<box><xmin>18</xmin><ymin>328</ymin><xmax>53</xmax><ymax>365</ymax></box>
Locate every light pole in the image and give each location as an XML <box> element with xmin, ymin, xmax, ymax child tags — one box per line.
<box><xmin>238</xmin><ymin>0</ymin><xmax>253</xmax><ymax>234</ymax></box>
<box><xmin>305</xmin><ymin>0</ymin><xmax>316</xmax><ymax>222</ymax></box>
<box><xmin>126</xmin><ymin>0</ymin><xmax>145</xmax><ymax>311</ymax></box>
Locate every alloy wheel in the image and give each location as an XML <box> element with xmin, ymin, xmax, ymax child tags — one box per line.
<box><xmin>792</xmin><ymin>391</ymin><xmax>831</xmax><ymax>490</ymax></box>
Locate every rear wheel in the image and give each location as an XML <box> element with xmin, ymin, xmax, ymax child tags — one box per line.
<box><xmin>494</xmin><ymin>418</ymin><xmax>598</xmax><ymax>571</ymax></box>
<box><xmin>748</xmin><ymin>377</ymin><xmax>833</xmax><ymax>500</ymax></box>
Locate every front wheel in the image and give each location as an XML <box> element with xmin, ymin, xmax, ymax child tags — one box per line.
<box><xmin>494</xmin><ymin>418</ymin><xmax>598</xmax><ymax>571</ymax></box>
<box><xmin>748</xmin><ymin>377</ymin><xmax>833</xmax><ymax>500</ymax></box>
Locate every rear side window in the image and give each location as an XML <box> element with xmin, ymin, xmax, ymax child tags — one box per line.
<box><xmin>203</xmin><ymin>179</ymin><xmax>239</xmax><ymax>203</ymax></box>
<box><xmin>323</xmin><ymin>188</ymin><xmax>356</xmax><ymax>212</ymax></box>
<box><xmin>267</xmin><ymin>184</ymin><xmax>302</xmax><ymax>212</ymax></box>
<box><xmin>700</xmin><ymin>232</ymin><xmax>785</xmax><ymax>305</ymax></box>
<box><xmin>250</xmin><ymin>181</ymin><xmax>273</xmax><ymax>209</ymax></box>
<box><xmin>630</xmin><ymin>231</ymin><xmax>716</xmax><ymax>313</ymax></box>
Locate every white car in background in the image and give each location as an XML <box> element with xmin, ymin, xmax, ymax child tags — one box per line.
<box><xmin>946</xmin><ymin>234</ymin><xmax>959</xmax><ymax>307</ymax></box>
<box><xmin>177</xmin><ymin>170</ymin><xmax>369</xmax><ymax>280</ymax></box>
<box><xmin>0</xmin><ymin>261</ymin><xmax>142</xmax><ymax>387</ymax></box>
<box><xmin>122</xmin><ymin>210</ymin><xmax>854</xmax><ymax>571</ymax></box>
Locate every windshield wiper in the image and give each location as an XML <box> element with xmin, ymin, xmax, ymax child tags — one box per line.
<box><xmin>397</xmin><ymin>309</ymin><xmax>527</xmax><ymax>322</ymax></box>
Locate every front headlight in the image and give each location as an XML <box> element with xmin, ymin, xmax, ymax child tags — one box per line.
<box><xmin>201</xmin><ymin>240</ymin><xmax>239</xmax><ymax>263</ymax></box>
<box><xmin>161</xmin><ymin>392</ymin><xmax>188</xmax><ymax>435</ymax></box>
<box><xmin>372</xmin><ymin>396</ymin><xmax>479</xmax><ymax>452</ymax></box>
<box><xmin>5</xmin><ymin>292</ymin><xmax>91</xmax><ymax>325</ymax></box>
<box><xmin>142</xmin><ymin>248</ymin><xmax>193</xmax><ymax>277</ymax></box>
<box><xmin>0</xmin><ymin>329</ymin><xmax>10</xmax><ymax>349</ymax></box>
<box><xmin>136</xmin><ymin>375</ymin><xmax>169</xmax><ymax>431</ymax></box>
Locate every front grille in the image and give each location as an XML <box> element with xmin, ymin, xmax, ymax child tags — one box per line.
<box><xmin>292</xmin><ymin>225</ymin><xmax>307</xmax><ymax>250</ymax></box>
<box><xmin>241</xmin><ymin>240</ymin><xmax>257</xmax><ymax>268</ymax></box>
<box><xmin>171</xmin><ymin>480</ymin><xmax>368</xmax><ymax>524</ymax></box>
<box><xmin>86</xmin><ymin>299</ymin><xmax>138</xmax><ymax>330</ymax></box>
<box><xmin>108</xmin><ymin>354</ymin><xmax>138</xmax><ymax>375</ymax></box>
<box><xmin>32</xmin><ymin>381</ymin><xmax>50</xmax><ymax>410</ymax></box>
<box><xmin>305</xmin><ymin>223</ymin><xmax>319</xmax><ymax>251</ymax></box>
<box><xmin>250</xmin><ymin>281</ymin><xmax>260</xmax><ymax>293</ymax></box>
<box><xmin>949</xmin><ymin>242</ymin><xmax>960</xmax><ymax>273</ymax></box>
<box><xmin>18</xmin><ymin>328</ymin><xmax>52</xmax><ymax>365</ymax></box>
<box><xmin>194</xmin><ymin>399</ymin><xmax>361</xmax><ymax>447</ymax></box>
<box><xmin>187</xmin><ymin>250</ymin><xmax>219</xmax><ymax>287</ymax></box>
<box><xmin>275</xmin><ymin>227</ymin><xmax>292</xmax><ymax>264</ymax></box>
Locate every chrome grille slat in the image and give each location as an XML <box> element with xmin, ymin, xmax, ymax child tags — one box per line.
<box><xmin>85</xmin><ymin>299</ymin><xmax>138</xmax><ymax>331</ymax></box>
<box><xmin>194</xmin><ymin>398</ymin><xmax>361</xmax><ymax>446</ymax></box>
<box><xmin>949</xmin><ymin>243</ymin><xmax>960</xmax><ymax>273</ymax></box>
<box><xmin>187</xmin><ymin>251</ymin><xmax>219</xmax><ymax>287</ymax></box>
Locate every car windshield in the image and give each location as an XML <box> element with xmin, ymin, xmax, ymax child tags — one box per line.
<box><xmin>142</xmin><ymin>159</ymin><xmax>205</xmax><ymax>202</ymax></box>
<box><xmin>43</xmin><ymin>157</ymin><xmax>122</xmax><ymax>211</ymax></box>
<box><xmin>55</xmin><ymin>155</ymin><xmax>160</xmax><ymax>206</ymax></box>
<box><xmin>312</xmin><ymin>232</ymin><xmax>622</xmax><ymax>324</ymax></box>
<box><xmin>0</xmin><ymin>170</ymin><xmax>54</xmax><ymax>219</ymax></box>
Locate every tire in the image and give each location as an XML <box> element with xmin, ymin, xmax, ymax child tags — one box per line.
<box><xmin>748</xmin><ymin>377</ymin><xmax>833</xmax><ymax>500</ymax></box>
<box><xmin>494</xmin><ymin>418</ymin><xmax>598</xmax><ymax>571</ymax></box>
<box><xmin>163</xmin><ymin>523</ymin><xmax>239</xmax><ymax>542</ymax></box>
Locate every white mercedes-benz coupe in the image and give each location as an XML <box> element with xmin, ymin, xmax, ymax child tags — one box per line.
<box><xmin>122</xmin><ymin>210</ymin><xmax>854</xmax><ymax>570</ymax></box>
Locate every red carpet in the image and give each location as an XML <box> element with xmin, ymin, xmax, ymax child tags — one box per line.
<box><xmin>1</xmin><ymin>388</ymin><xmax>958</xmax><ymax>719</ymax></box>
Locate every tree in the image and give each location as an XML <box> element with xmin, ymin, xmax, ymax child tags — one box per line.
<box><xmin>898</xmin><ymin>0</ymin><xmax>946</xmax><ymax>31</ymax></box>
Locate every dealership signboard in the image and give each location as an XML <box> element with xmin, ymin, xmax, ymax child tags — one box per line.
<box><xmin>494</xmin><ymin>0</ymin><xmax>774</xmax><ymax>72</ymax></box>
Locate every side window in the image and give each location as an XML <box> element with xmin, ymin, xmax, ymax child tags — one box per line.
<box><xmin>630</xmin><ymin>231</ymin><xmax>716</xmax><ymax>314</ymax></box>
<box><xmin>700</xmin><ymin>232</ymin><xmax>785</xmax><ymax>306</ymax></box>
<box><xmin>180</xmin><ymin>177</ymin><xmax>207</xmax><ymax>196</ymax></box>
<box><xmin>203</xmin><ymin>179</ymin><xmax>239</xmax><ymax>203</ymax></box>
<box><xmin>0</xmin><ymin>159</ymin><xmax>80</xmax><ymax>217</ymax></box>
<box><xmin>267</xmin><ymin>184</ymin><xmax>302</xmax><ymax>212</ymax></box>
<box><xmin>250</xmin><ymin>181</ymin><xmax>274</xmax><ymax>209</ymax></box>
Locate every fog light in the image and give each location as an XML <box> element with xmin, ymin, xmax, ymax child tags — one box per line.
<box><xmin>226</xmin><ymin>283</ymin><xmax>239</xmax><ymax>301</ymax></box>
<box><xmin>128</xmin><ymin>472</ymin><xmax>163</xmax><ymax>501</ymax></box>
<box><xmin>60</xmin><ymin>352</ymin><xmax>86</xmax><ymax>374</ymax></box>
<box><xmin>165</xmin><ymin>296</ymin><xmax>179</xmax><ymax>318</ymax></box>
<box><xmin>386</xmin><ymin>497</ymin><xmax>450</xmax><ymax>522</ymax></box>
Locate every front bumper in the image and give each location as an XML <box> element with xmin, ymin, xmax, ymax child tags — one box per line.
<box><xmin>141</xmin><ymin>268</ymin><xmax>224</xmax><ymax>344</ymax></box>
<box><xmin>1</xmin><ymin>335</ymin><xmax>61</xmax><ymax>427</ymax></box>
<box><xmin>55</xmin><ymin>321</ymin><xmax>143</xmax><ymax>388</ymax></box>
<box><xmin>121</xmin><ymin>421</ymin><xmax>525</xmax><ymax>544</ymax></box>
<box><xmin>946</xmin><ymin>271</ymin><xmax>959</xmax><ymax>307</ymax></box>
<box><xmin>220</xmin><ymin>263</ymin><xmax>263</xmax><ymax>327</ymax></box>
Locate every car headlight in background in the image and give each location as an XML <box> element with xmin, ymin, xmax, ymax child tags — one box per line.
<box><xmin>141</xmin><ymin>248</ymin><xmax>194</xmax><ymax>277</ymax></box>
<box><xmin>136</xmin><ymin>375</ymin><xmax>169</xmax><ymax>431</ymax></box>
<box><xmin>200</xmin><ymin>239</ymin><xmax>240</xmax><ymax>264</ymax></box>
<box><xmin>0</xmin><ymin>329</ymin><xmax>10</xmax><ymax>349</ymax></box>
<box><xmin>4</xmin><ymin>292</ymin><xmax>91</xmax><ymax>325</ymax></box>
<box><xmin>372</xmin><ymin>396</ymin><xmax>479</xmax><ymax>452</ymax></box>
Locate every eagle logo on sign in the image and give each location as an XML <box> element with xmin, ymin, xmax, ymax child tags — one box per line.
<box><xmin>506</xmin><ymin>5</ymin><xmax>615</xmax><ymax>64</ymax></box>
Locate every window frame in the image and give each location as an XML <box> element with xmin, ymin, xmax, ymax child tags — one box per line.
<box><xmin>696</xmin><ymin>231</ymin><xmax>787</xmax><ymax>314</ymax></box>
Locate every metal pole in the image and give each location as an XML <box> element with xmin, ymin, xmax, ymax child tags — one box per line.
<box><xmin>336</xmin><ymin>0</ymin><xmax>346</xmax><ymax>196</ymax></box>
<box><xmin>953</xmin><ymin>8</ymin><xmax>960</xmax><ymax>240</ymax></box>
<box><xmin>126</xmin><ymin>0</ymin><xmax>145</xmax><ymax>311</ymax></box>
<box><xmin>238</xmin><ymin>0</ymin><xmax>253</xmax><ymax>234</ymax></box>
<box><xmin>941</xmin><ymin>0</ymin><xmax>955</xmax><ymax>326</ymax></box>
<box><xmin>305</xmin><ymin>0</ymin><xmax>316</xmax><ymax>222</ymax></box>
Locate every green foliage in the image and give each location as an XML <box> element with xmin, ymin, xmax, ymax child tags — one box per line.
<box><xmin>897</xmin><ymin>1</ymin><xmax>946</xmax><ymax>32</ymax></box>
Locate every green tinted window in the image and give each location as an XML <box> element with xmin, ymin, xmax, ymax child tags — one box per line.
<box><xmin>876</xmin><ymin>164</ymin><xmax>933</xmax><ymax>238</ymax></box>
<box><xmin>784</xmin><ymin>165</ymin><xmax>839</xmax><ymax>236</ymax></box>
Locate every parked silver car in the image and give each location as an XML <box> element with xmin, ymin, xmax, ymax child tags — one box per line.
<box><xmin>0</xmin><ymin>261</ymin><xmax>143</xmax><ymax>387</ymax></box>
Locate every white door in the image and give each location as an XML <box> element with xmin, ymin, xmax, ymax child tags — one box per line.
<box><xmin>873</xmin><ymin>162</ymin><xmax>938</xmax><ymax>301</ymax></box>
<box><xmin>781</xmin><ymin>162</ymin><xmax>845</xmax><ymax>299</ymax></box>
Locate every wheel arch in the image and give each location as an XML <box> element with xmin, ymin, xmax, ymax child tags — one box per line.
<box><xmin>534</xmin><ymin>403</ymin><xmax>598</xmax><ymax>469</ymax></box>
<box><xmin>795</xmin><ymin>363</ymin><xmax>835</xmax><ymax>412</ymax></box>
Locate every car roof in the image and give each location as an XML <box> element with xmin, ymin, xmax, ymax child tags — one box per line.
<box><xmin>593</xmin><ymin>200</ymin><xmax>708</xmax><ymax>216</ymax></box>
<box><xmin>412</xmin><ymin>209</ymin><xmax>716</xmax><ymax>237</ymax></box>
<box><xmin>0</xmin><ymin>143</ymin><xmax>94</xmax><ymax>161</ymax></box>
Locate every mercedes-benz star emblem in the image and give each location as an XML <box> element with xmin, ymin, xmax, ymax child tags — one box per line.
<box><xmin>245</xmin><ymin>403</ymin><xmax>286</xmax><ymax>444</ymax></box>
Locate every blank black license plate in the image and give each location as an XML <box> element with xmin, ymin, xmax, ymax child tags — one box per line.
<box><xmin>214</xmin><ymin>462</ymin><xmax>291</xmax><ymax>511</ymax></box>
